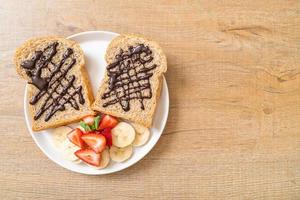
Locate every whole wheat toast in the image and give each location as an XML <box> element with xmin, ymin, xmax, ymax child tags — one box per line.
<box><xmin>14</xmin><ymin>37</ymin><xmax>94</xmax><ymax>131</ymax></box>
<box><xmin>92</xmin><ymin>34</ymin><xmax>167</xmax><ymax>127</ymax></box>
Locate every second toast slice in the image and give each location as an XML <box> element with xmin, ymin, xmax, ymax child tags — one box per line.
<box><xmin>92</xmin><ymin>34</ymin><xmax>167</xmax><ymax>127</ymax></box>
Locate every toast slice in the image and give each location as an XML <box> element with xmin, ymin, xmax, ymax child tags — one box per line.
<box><xmin>14</xmin><ymin>36</ymin><xmax>94</xmax><ymax>131</ymax></box>
<box><xmin>92</xmin><ymin>34</ymin><xmax>167</xmax><ymax>127</ymax></box>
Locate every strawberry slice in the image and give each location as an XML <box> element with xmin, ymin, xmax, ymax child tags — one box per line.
<box><xmin>81</xmin><ymin>133</ymin><xmax>106</xmax><ymax>153</ymax></box>
<box><xmin>67</xmin><ymin>128</ymin><xmax>85</xmax><ymax>148</ymax></box>
<box><xmin>75</xmin><ymin>149</ymin><xmax>101</xmax><ymax>167</ymax></box>
<box><xmin>100</xmin><ymin>128</ymin><xmax>113</xmax><ymax>147</ymax></box>
<box><xmin>83</xmin><ymin>115</ymin><xmax>95</xmax><ymax>126</ymax></box>
<box><xmin>98</xmin><ymin>115</ymin><xmax>118</xmax><ymax>130</ymax></box>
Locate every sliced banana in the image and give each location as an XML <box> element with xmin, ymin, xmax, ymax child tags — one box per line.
<box><xmin>109</xmin><ymin>145</ymin><xmax>133</xmax><ymax>162</ymax></box>
<box><xmin>60</xmin><ymin>139</ymin><xmax>81</xmax><ymax>162</ymax></box>
<box><xmin>51</xmin><ymin>126</ymin><xmax>73</xmax><ymax>148</ymax></box>
<box><xmin>111</xmin><ymin>122</ymin><xmax>135</xmax><ymax>147</ymax></box>
<box><xmin>131</xmin><ymin>123</ymin><xmax>151</xmax><ymax>147</ymax></box>
<box><xmin>99</xmin><ymin>149</ymin><xmax>110</xmax><ymax>169</ymax></box>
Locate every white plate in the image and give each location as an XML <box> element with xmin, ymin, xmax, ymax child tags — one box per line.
<box><xmin>24</xmin><ymin>31</ymin><xmax>169</xmax><ymax>175</ymax></box>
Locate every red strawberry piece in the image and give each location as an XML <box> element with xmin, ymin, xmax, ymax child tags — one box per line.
<box><xmin>101</xmin><ymin>128</ymin><xmax>113</xmax><ymax>147</ymax></box>
<box><xmin>75</xmin><ymin>149</ymin><xmax>101</xmax><ymax>167</ymax></box>
<box><xmin>81</xmin><ymin>133</ymin><xmax>106</xmax><ymax>153</ymax></box>
<box><xmin>67</xmin><ymin>128</ymin><xmax>85</xmax><ymax>148</ymax></box>
<box><xmin>98</xmin><ymin>115</ymin><xmax>118</xmax><ymax>130</ymax></box>
<box><xmin>83</xmin><ymin>115</ymin><xmax>95</xmax><ymax>126</ymax></box>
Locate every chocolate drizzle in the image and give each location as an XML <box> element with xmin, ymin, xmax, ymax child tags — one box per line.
<box><xmin>101</xmin><ymin>44</ymin><xmax>157</xmax><ymax>111</ymax></box>
<box><xmin>21</xmin><ymin>42</ymin><xmax>85</xmax><ymax>121</ymax></box>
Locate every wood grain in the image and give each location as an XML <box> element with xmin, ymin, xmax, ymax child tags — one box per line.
<box><xmin>0</xmin><ymin>0</ymin><xmax>299</xmax><ymax>199</ymax></box>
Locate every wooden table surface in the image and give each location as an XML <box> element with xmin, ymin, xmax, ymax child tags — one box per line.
<box><xmin>0</xmin><ymin>1</ymin><xmax>299</xmax><ymax>199</ymax></box>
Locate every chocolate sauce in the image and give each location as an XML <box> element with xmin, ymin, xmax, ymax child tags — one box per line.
<box><xmin>21</xmin><ymin>42</ymin><xmax>85</xmax><ymax>121</ymax></box>
<box><xmin>101</xmin><ymin>44</ymin><xmax>157</xmax><ymax>111</ymax></box>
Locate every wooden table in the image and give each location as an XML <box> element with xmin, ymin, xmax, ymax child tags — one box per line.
<box><xmin>0</xmin><ymin>1</ymin><xmax>299</xmax><ymax>199</ymax></box>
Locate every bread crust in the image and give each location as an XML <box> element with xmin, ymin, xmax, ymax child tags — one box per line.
<box><xmin>92</xmin><ymin>34</ymin><xmax>167</xmax><ymax>127</ymax></box>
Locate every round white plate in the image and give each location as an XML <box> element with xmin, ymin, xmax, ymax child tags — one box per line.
<box><xmin>24</xmin><ymin>31</ymin><xmax>169</xmax><ymax>175</ymax></box>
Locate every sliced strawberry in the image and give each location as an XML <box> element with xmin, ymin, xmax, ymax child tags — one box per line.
<box><xmin>97</xmin><ymin>128</ymin><xmax>113</xmax><ymax>147</ymax></box>
<box><xmin>67</xmin><ymin>128</ymin><xmax>85</xmax><ymax>148</ymax></box>
<box><xmin>75</xmin><ymin>149</ymin><xmax>101</xmax><ymax>167</ymax></box>
<box><xmin>81</xmin><ymin>133</ymin><xmax>106</xmax><ymax>153</ymax></box>
<box><xmin>98</xmin><ymin>115</ymin><xmax>118</xmax><ymax>130</ymax></box>
<box><xmin>83</xmin><ymin>115</ymin><xmax>95</xmax><ymax>126</ymax></box>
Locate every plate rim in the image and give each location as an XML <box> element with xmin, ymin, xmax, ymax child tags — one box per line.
<box><xmin>24</xmin><ymin>31</ymin><xmax>169</xmax><ymax>175</ymax></box>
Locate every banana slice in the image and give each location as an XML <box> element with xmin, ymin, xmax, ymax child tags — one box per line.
<box><xmin>60</xmin><ymin>139</ymin><xmax>81</xmax><ymax>162</ymax></box>
<box><xmin>51</xmin><ymin>126</ymin><xmax>73</xmax><ymax>148</ymax></box>
<box><xmin>131</xmin><ymin>123</ymin><xmax>151</xmax><ymax>147</ymax></box>
<box><xmin>99</xmin><ymin>149</ymin><xmax>110</xmax><ymax>169</ymax></box>
<box><xmin>111</xmin><ymin>122</ymin><xmax>135</xmax><ymax>147</ymax></box>
<box><xmin>109</xmin><ymin>145</ymin><xmax>133</xmax><ymax>162</ymax></box>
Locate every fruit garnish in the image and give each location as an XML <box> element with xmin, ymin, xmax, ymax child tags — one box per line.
<box><xmin>109</xmin><ymin>145</ymin><xmax>133</xmax><ymax>163</ymax></box>
<box><xmin>94</xmin><ymin>115</ymin><xmax>101</xmax><ymax>130</ymax></box>
<box><xmin>83</xmin><ymin>115</ymin><xmax>95</xmax><ymax>125</ymax></box>
<box><xmin>100</xmin><ymin>128</ymin><xmax>113</xmax><ymax>147</ymax></box>
<box><xmin>81</xmin><ymin>133</ymin><xmax>106</xmax><ymax>153</ymax></box>
<box><xmin>67</xmin><ymin>128</ymin><xmax>85</xmax><ymax>148</ymax></box>
<box><xmin>131</xmin><ymin>123</ymin><xmax>150</xmax><ymax>147</ymax></box>
<box><xmin>80</xmin><ymin>115</ymin><xmax>101</xmax><ymax>132</ymax></box>
<box><xmin>111</xmin><ymin>122</ymin><xmax>135</xmax><ymax>148</ymax></box>
<box><xmin>99</xmin><ymin>115</ymin><xmax>118</xmax><ymax>130</ymax></box>
<box><xmin>80</xmin><ymin>121</ymin><xmax>91</xmax><ymax>132</ymax></box>
<box><xmin>75</xmin><ymin>149</ymin><xmax>101</xmax><ymax>167</ymax></box>
<box><xmin>98</xmin><ymin>149</ymin><xmax>110</xmax><ymax>169</ymax></box>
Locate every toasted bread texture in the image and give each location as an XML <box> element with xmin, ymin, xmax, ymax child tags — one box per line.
<box><xmin>92</xmin><ymin>34</ymin><xmax>167</xmax><ymax>127</ymax></box>
<box><xmin>14</xmin><ymin>36</ymin><xmax>94</xmax><ymax>131</ymax></box>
